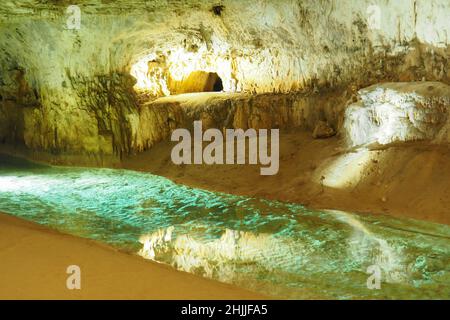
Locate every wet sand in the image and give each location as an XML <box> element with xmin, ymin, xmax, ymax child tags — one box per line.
<box><xmin>0</xmin><ymin>213</ymin><xmax>266</xmax><ymax>300</ymax></box>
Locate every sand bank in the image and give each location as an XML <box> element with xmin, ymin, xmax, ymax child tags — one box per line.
<box><xmin>0</xmin><ymin>213</ymin><xmax>265</xmax><ymax>300</ymax></box>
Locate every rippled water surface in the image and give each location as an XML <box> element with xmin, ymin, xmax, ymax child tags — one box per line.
<box><xmin>0</xmin><ymin>154</ymin><xmax>449</xmax><ymax>299</ymax></box>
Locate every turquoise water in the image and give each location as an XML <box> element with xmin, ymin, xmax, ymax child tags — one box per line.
<box><xmin>0</xmin><ymin>154</ymin><xmax>449</xmax><ymax>299</ymax></box>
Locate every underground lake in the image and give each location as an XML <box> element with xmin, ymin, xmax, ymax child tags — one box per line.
<box><xmin>0</xmin><ymin>154</ymin><xmax>449</xmax><ymax>299</ymax></box>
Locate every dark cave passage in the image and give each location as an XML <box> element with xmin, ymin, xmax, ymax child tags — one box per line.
<box><xmin>172</xmin><ymin>71</ymin><xmax>224</xmax><ymax>94</ymax></box>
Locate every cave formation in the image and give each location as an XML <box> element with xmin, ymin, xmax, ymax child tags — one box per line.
<box><xmin>0</xmin><ymin>0</ymin><xmax>449</xmax><ymax>301</ymax></box>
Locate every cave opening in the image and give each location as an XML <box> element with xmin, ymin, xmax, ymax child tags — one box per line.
<box><xmin>130</xmin><ymin>55</ymin><xmax>225</xmax><ymax>97</ymax></box>
<box><xmin>202</xmin><ymin>71</ymin><xmax>223</xmax><ymax>92</ymax></box>
<box><xmin>171</xmin><ymin>71</ymin><xmax>224</xmax><ymax>94</ymax></box>
<box><xmin>211</xmin><ymin>73</ymin><xmax>223</xmax><ymax>92</ymax></box>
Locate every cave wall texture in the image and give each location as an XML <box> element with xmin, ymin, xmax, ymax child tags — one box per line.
<box><xmin>0</xmin><ymin>0</ymin><xmax>449</xmax><ymax>164</ymax></box>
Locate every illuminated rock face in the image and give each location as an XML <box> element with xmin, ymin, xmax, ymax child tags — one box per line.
<box><xmin>132</xmin><ymin>91</ymin><xmax>348</xmax><ymax>151</ymax></box>
<box><xmin>0</xmin><ymin>0</ymin><xmax>449</xmax><ymax>163</ymax></box>
<box><xmin>343</xmin><ymin>82</ymin><xmax>450</xmax><ymax>147</ymax></box>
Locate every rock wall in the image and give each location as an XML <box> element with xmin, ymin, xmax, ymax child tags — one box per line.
<box><xmin>133</xmin><ymin>90</ymin><xmax>348</xmax><ymax>152</ymax></box>
<box><xmin>344</xmin><ymin>82</ymin><xmax>450</xmax><ymax>147</ymax></box>
<box><xmin>0</xmin><ymin>0</ymin><xmax>448</xmax><ymax>164</ymax></box>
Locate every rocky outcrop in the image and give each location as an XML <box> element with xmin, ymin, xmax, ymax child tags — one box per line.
<box><xmin>312</xmin><ymin>121</ymin><xmax>336</xmax><ymax>139</ymax></box>
<box><xmin>130</xmin><ymin>90</ymin><xmax>347</xmax><ymax>152</ymax></box>
<box><xmin>343</xmin><ymin>82</ymin><xmax>450</xmax><ymax>147</ymax></box>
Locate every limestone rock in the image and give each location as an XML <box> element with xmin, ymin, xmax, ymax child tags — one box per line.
<box><xmin>312</xmin><ymin>121</ymin><xmax>336</xmax><ymax>139</ymax></box>
<box><xmin>133</xmin><ymin>91</ymin><xmax>347</xmax><ymax>151</ymax></box>
<box><xmin>343</xmin><ymin>82</ymin><xmax>450</xmax><ymax>147</ymax></box>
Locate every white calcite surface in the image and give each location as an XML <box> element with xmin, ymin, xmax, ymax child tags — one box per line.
<box><xmin>343</xmin><ymin>82</ymin><xmax>450</xmax><ymax>147</ymax></box>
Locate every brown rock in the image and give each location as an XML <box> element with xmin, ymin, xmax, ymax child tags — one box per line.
<box><xmin>312</xmin><ymin>121</ymin><xmax>336</xmax><ymax>139</ymax></box>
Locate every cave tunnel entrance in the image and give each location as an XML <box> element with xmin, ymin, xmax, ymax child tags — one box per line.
<box><xmin>211</xmin><ymin>73</ymin><xmax>223</xmax><ymax>92</ymax></box>
<box><xmin>130</xmin><ymin>55</ymin><xmax>225</xmax><ymax>97</ymax></box>
<box><xmin>172</xmin><ymin>71</ymin><xmax>224</xmax><ymax>94</ymax></box>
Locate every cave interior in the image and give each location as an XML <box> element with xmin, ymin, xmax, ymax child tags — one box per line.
<box><xmin>0</xmin><ymin>0</ymin><xmax>449</xmax><ymax>300</ymax></box>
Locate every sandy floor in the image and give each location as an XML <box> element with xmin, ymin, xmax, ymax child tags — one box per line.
<box><xmin>123</xmin><ymin>130</ymin><xmax>450</xmax><ymax>225</ymax></box>
<box><xmin>0</xmin><ymin>213</ymin><xmax>265</xmax><ymax>300</ymax></box>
